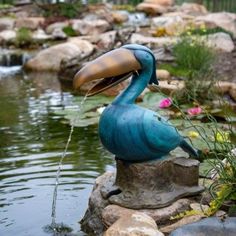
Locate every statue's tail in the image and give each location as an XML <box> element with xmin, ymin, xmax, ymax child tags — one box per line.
<box><xmin>180</xmin><ymin>140</ymin><xmax>199</xmax><ymax>158</ymax></box>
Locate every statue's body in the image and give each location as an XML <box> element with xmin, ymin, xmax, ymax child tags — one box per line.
<box><xmin>74</xmin><ymin>44</ymin><xmax>198</xmax><ymax>162</ymax></box>
<box><xmin>74</xmin><ymin>44</ymin><xmax>203</xmax><ymax>211</ymax></box>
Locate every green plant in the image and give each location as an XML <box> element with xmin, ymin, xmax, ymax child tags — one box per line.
<box><xmin>170</xmin><ymin>36</ymin><xmax>217</xmax><ymax>104</ymax></box>
<box><xmin>15</xmin><ymin>27</ymin><xmax>33</xmax><ymax>47</ymax></box>
<box><xmin>62</xmin><ymin>25</ymin><xmax>77</xmax><ymax>37</ymax></box>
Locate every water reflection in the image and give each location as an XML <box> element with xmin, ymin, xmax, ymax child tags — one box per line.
<box><xmin>0</xmin><ymin>71</ymin><xmax>114</xmax><ymax>235</ymax></box>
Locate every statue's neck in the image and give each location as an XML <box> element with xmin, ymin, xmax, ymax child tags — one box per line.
<box><xmin>113</xmin><ymin>71</ymin><xmax>150</xmax><ymax>105</ymax></box>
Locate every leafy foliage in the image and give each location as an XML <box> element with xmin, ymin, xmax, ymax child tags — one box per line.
<box><xmin>15</xmin><ymin>27</ymin><xmax>33</xmax><ymax>47</ymax></box>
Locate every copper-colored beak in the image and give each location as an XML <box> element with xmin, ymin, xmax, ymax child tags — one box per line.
<box><xmin>73</xmin><ymin>48</ymin><xmax>141</xmax><ymax>96</ymax></box>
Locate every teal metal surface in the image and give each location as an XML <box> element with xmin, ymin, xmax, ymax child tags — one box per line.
<box><xmin>97</xmin><ymin>44</ymin><xmax>199</xmax><ymax>162</ymax></box>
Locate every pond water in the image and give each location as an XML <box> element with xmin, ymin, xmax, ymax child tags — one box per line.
<box><xmin>0</xmin><ymin>69</ymin><xmax>114</xmax><ymax>235</ymax></box>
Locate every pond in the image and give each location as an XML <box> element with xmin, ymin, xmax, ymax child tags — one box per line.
<box><xmin>0</xmin><ymin>69</ymin><xmax>114</xmax><ymax>236</ymax></box>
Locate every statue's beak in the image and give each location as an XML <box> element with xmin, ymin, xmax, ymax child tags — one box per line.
<box><xmin>73</xmin><ymin>48</ymin><xmax>141</xmax><ymax>96</ymax></box>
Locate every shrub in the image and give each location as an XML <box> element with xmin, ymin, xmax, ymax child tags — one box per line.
<box><xmin>170</xmin><ymin>36</ymin><xmax>217</xmax><ymax>104</ymax></box>
<box><xmin>15</xmin><ymin>27</ymin><xmax>33</xmax><ymax>47</ymax></box>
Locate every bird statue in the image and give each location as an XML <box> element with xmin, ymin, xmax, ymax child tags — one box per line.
<box><xmin>73</xmin><ymin>44</ymin><xmax>198</xmax><ymax>163</ymax></box>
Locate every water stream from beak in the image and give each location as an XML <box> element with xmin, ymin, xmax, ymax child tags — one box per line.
<box><xmin>48</xmin><ymin>92</ymin><xmax>89</xmax><ymax>234</ymax></box>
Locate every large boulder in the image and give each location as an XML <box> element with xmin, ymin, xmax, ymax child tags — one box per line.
<box><xmin>15</xmin><ymin>17</ymin><xmax>45</xmax><ymax>30</ymax></box>
<box><xmin>136</xmin><ymin>0</ymin><xmax>174</xmax><ymax>15</ymax></box>
<box><xmin>195</xmin><ymin>12</ymin><xmax>236</xmax><ymax>38</ymax></box>
<box><xmin>178</xmin><ymin>3</ymin><xmax>208</xmax><ymax>15</ymax></box>
<box><xmin>136</xmin><ymin>3</ymin><xmax>169</xmax><ymax>15</ymax></box>
<box><xmin>71</xmin><ymin>19</ymin><xmax>111</xmax><ymax>36</ymax></box>
<box><xmin>104</xmin><ymin>212</ymin><xmax>164</xmax><ymax>236</ymax></box>
<box><xmin>24</xmin><ymin>39</ymin><xmax>94</xmax><ymax>71</ymax></box>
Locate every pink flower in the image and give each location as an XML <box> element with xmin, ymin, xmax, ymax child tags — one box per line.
<box><xmin>187</xmin><ymin>107</ymin><xmax>202</xmax><ymax>116</ymax></box>
<box><xmin>159</xmin><ymin>98</ymin><xmax>172</xmax><ymax>109</ymax></box>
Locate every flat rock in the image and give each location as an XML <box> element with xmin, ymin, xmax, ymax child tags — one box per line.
<box><xmin>145</xmin><ymin>0</ymin><xmax>174</xmax><ymax>6</ymax></box>
<box><xmin>150</xmin><ymin>80</ymin><xmax>185</xmax><ymax>95</ymax></box>
<box><xmin>102</xmin><ymin>199</ymin><xmax>192</xmax><ymax>228</ymax></box>
<box><xmin>24</xmin><ymin>39</ymin><xmax>93</xmax><ymax>71</ymax></box>
<box><xmin>130</xmin><ymin>33</ymin><xmax>177</xmax><ymax>47</ymax></box>
<box><xmin>161</xmin><ymin>215</ymin><xmax>203</xmax><ymax>234</ymax></box>
<box><xmin>136</xmin><ymin>3</ymin><xmax>168</xmax><ymax>15</ymax></box>
<box><xmin>104</xmin><ymin>212</ymin><xmax>164</xmax><ymax>236</ymax></box>
<box><xmin>15</xmin><ymin>17</ymin><xmax>45</xmax><ymax>30</ymax></box>
<box><xmin>178</xmin><ymin>3</ymin><xmax>208</xmax><ymax>15</ymax></box>
<box><xmin>72</xmin><ymin>19</ymin><xmax>110</xmax><ymax>36</ymax></box>
<box><xmin>170</xmin><ymin>217</ymin><xmax>236</xmax><ymax>236</ymax></box>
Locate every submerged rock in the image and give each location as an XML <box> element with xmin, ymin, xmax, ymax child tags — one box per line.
<box><xmin>170</xmin><ymin>217</ymin><xmax>236</xmax><ymax>236</ymax></box>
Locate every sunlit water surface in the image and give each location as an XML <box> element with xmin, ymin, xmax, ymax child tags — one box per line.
<box><xmin>0</xmin><ymin>70</ymin><xmax>114</xmax><ymax>235</ymax></box>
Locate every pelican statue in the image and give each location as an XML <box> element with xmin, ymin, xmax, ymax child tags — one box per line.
<box><xmin>73</xmin><ymin>44</ymin><xmax>198</xmax><ymax>163</ymax></box>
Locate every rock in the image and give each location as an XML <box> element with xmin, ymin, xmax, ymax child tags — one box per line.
<box><xmin>24</xmin><ymin>39</ymin><xmax>93</xmax><ymax>71</ymax></box>
<box><xmin>0</xmin><ymin>30</ymin><xmax>16</xmax><ymax>43</ymax></box>
<box><xmin>102</xmin><ymin>199</ymin><xmax>192</xmax><ymax>227</ymax></box>
<box><xmin>97</xmin><ymin>30</ymin><xmax>117</xmax><ymax>50</ymax></box>
<box><xmin>178</xmin><ymin>3</ymin><xmax>208</xmax><ymax>15</ymax></box>
<box><xmin>156</xmin><ymin>69</ymin><xmax>171</xmax><ymax>80</ymax></box>
<box><xmin>0</xmin><ymin>18</ymin><xmax>15</xmax><ymax>31</ymax></box>
<box><xmin>136</xmin><ymin>3</ymin><xmax>168</xmax><ymax>15</ymax></box>
<box><xmin>15</xmin><ymin>17</ymin><xmax>45</xmax><ymax>30</ymax></box>
<box><xmin>161</xmin><ymin>215</ymin><xmax>203</xmax><ymax>234</ymax></box>
<box><xmin>72</xmin><ymin>19</ymin><xmax>111</xmax><ymax>36</ymax></box>
<box><xmin>104</xmin><ymin>212</ymin><xmax>164</xmax><ymax>236</ymax></box>
<box><xmin>105</xmin><ymin>158</ymin><xmax>202</xmax><ymax>209</ymax></box>
<box><xmin>130</xmin><ymin>33</ymin><xmax>177</xmax><ymax>48</ymax></box>
<box><xmin>81</xmin><ymin>172</ymin><xmax>115</xmax><ymax>236</ymax></box>
<box><xmin>51</xmin><ymin>28</ymin><xmax>67</xmax><ymax>40</ymax></box>
<box><xmin>145</xmin><ymin>0</ymin><xmax>174</xmax><ymax>6</ymax></box>
<box><xmin>206</xmin><ymin>32</ymin><xmax>235</xmax><ymax>52</ymax></box>
<box><xmin>32</xmin><ymin>29</ymin><xmax>52</xmax><ymax>41</ymax></box>
<box><xmin>195</xmin><ymin>12</ymin><xmax>236</xmax><ymax>38</ymax></box>
<box><xmin>112</xmin><ymin>11</ymin><xmax>129</xmax><ymax>24</ymax></box>
<box><xmin>151</xmin><ymin>15</ymin><xmax>186</xmax><ymax>36</ymax></box>
<box><xmin>169</xmin><ymin>217</ymin><xmax>236</xmax><ymax>236</ymax></box>
<box><xmin>150</xmin><ymin>80</ymin><xmax>185</xmax><ymax>95</ymax></box>
<box><xmin>214</xmin><ymin>81</ymin><xmax>234</xmax><ymax>94</ymax></box>
<box><xmin>45</xmin><ymin>21</ymin><xmax>69</xmax><ymax>34</ymax></box>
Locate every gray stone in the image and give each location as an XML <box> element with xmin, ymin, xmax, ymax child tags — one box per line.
<box><xmin>102</xmin><ymin>199</ymin><xmax>192</xmax><ymax>227</ymax></box>
<box><xmin>104</xmin><ymin>212</ymin><xmax>164</xmax><ymax>236</ymax></box>
<box><xmin>0</xmin><ymin>18</ymin><xmax>15</xmax><ymax>31</ymax></box>
<box><xmin>80</xmin><ymin>172</ymin><xmax>115</xmax><ymax>236</ymax></box>
<box><xmin>71</xmin><ymin>19</ymin><xmax>111</xmax><ymax>36</ymax></box>
<box><xmin>45</xmin><ymin>21</ymin><xmax>69</xmax><ymax>34</ymax></box>
<box><xmin>206</xmin><ymin>32</ymin><xmax>235</xmax><ymax>53</ymax></box>
<box><xmin>103</xmin><ymin>157</ymin><xmax>203</xmax><ymax>209</ymax></box>
<box><xmin>195</xmin><ymin>12</ymin><xmax>236</xmax><ymax>38</ymax></box>
<box><xmin>170</xmin><ymin>217</ymin><xmax>236</xmax><ymax>236</ymax></box>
